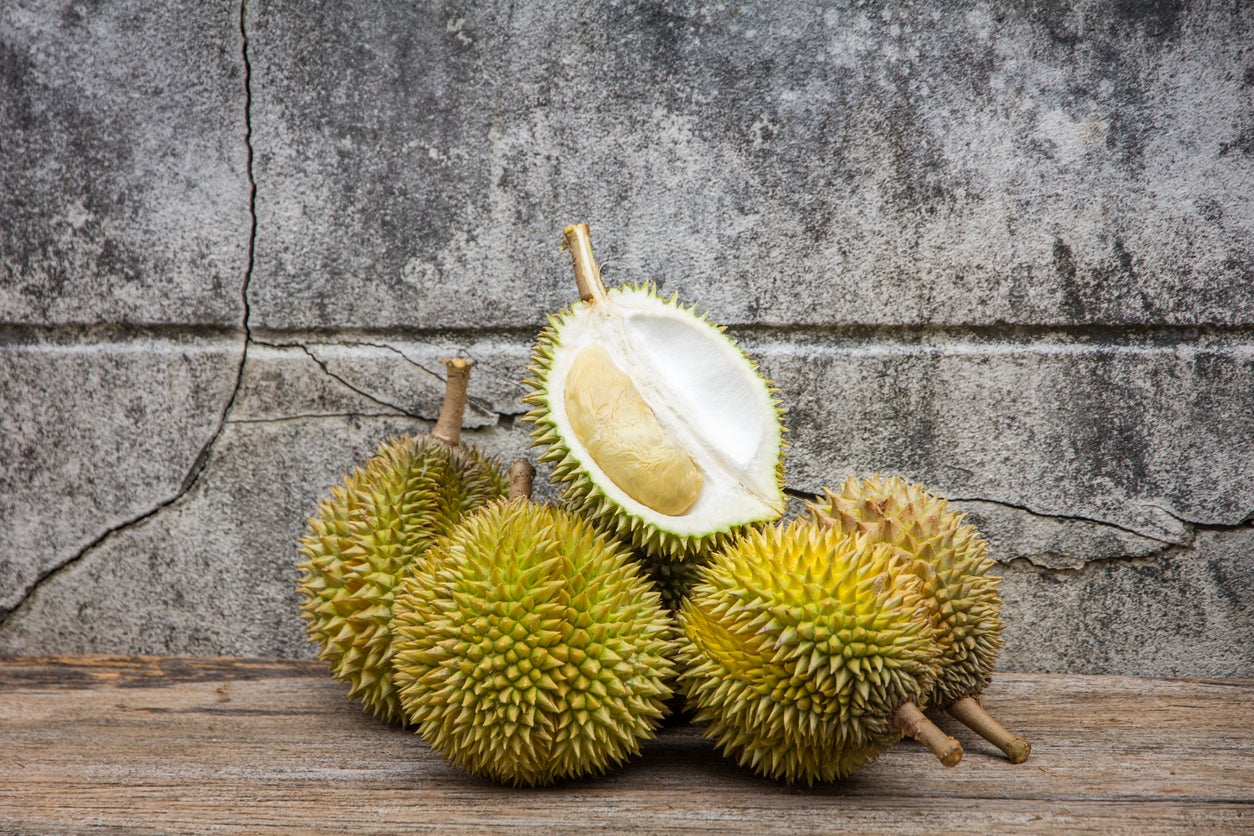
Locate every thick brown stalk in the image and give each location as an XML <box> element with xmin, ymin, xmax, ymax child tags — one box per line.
<box><xmin>894</xmin><ymin>701</ymin><xmax>963</xmax><ymax>767</ymax></box>
<box><xmin>431</xmin><ymin>358</ymin><xmax>472</xmax><ymax>447</ymax></box>
<box><xmin>947</xmin><ymin>695</ymin><xmax>1032</xmax><ymax>764</ymax></box>
<box><xmin>563</xmin><ymin>224</ymin><xmax>608</xmax><ymax>305</ymax></box>
<box><xmin>508</xmin><ymin>459</ymin><xmax>536</xmax><ymax>502</ymax></box>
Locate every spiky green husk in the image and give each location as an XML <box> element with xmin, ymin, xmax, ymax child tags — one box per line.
<box><xmin>521</xmin><ymin>282</ymin><xmax>786</xmax><ymax>562</ymax></box>
<box><xmin>391</xmin><ymin>499</ymin><xmax>676</xmax><ymax>786</ymax></box>
<box><xmin>296</xmin><ymin>435</ymin><xmax>507</xmax><ymax>724</ymax></box>
<box><xmin>676</xmin><ymin>519</ymin><xmax>938</xmax><ymax>784</ymax></box>
<box><xmin>634</xmin><ymin>549</ymin><xmax>711</xmax><ymax>612</ymax></box>
<box><xmin>807</xmin><ymin>475</ymin><xmax>1004</xmax><ymax>707</ymax></box>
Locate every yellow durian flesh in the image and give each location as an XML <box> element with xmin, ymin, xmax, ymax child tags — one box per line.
<box><xmin>525</xmin><ymin>304</ymin><xmax>784</xmax><ymax>560</ymax></box>
<box><xmin>523</xmin><ymin>224</ymin><xmax>785</xmax><ymax>561</ymax></box>
<box><xmin>564</xmin><ymin>343</ymin><xmax>703</xmax><ymax>516</ymax></box>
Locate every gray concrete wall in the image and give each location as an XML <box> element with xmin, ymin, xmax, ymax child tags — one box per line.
<box><xmin>2</xmin><ymin>0</ymin><xmax>1250</xmax><ymax>676</ymax></box>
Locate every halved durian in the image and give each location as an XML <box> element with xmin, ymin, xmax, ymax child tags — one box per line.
<box><xmin>523</xmin><ymin>224</ymin><xmax>786</xmax><ymax>560</ymax></box>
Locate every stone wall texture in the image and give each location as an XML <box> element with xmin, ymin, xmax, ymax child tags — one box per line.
<box><xmin>2</xmin><ymin>0</ymin><xmax>1251</xmax><ymax>676</ymax></box>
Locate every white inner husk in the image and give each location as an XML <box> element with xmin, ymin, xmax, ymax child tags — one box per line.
<box><xmin>548</xmin><ymin>286</ymin><xmax>784</xmax><ymax>536</ymax></box>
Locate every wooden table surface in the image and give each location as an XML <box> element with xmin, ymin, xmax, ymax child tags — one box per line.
<box><xmin>1</xmin><ymin>656</ymin><xmax>1250</xmax><ymax>834</ymax></box>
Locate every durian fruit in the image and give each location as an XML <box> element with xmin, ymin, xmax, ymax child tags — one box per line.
<box><xmin>808</xmin><ymin>475</ymin><xmax>1031</xmax><ymax>763</ymax></box>
<box><xmin>676</xmin><ymin>518</ymin><xmax>963</xmax><ymax>785</ymax></box>
<box><xmin>391</xmin><ymin>460</ymin><xmax>677</xmax><ymax>787</ymax></box>
<box><xmin>296</xmin><ymin>358</ymin><xmax>508</xmax><ymax>725</ymax></box>
<box><xmin>630</xmin><ymin>550</ymin><xmax>710</xmax><ymax>723</ymax></box>
<box><xmin>635</xmin><ymin>550</ymin><xmax>711</xmax><ymax>612</ymax></box>
<box><xmin>522</xmin><ymin>224</ymin><xmax>786</xmax><ymax>561</ymax></box>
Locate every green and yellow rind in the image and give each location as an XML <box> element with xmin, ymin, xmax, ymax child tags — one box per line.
<box><xmin>391</xmin><ymin>499</ymin><xmax>677</xmax><ymax>786</ymax></box>
<box><xmin>296</xmin><ymin>435</ymin><xmax>508</xmax><ymax>725</ymax></box>
<box><xmin>634</xmin><ymin>549</ymin><xmax>711</xmax><ymax>612</ymax></box>
<box><xmin>806</xmin><ymin>475</ymin><xmax>1004</xmax><ymax>707</ymax></box>
<box><xmin>676</xmin><ymin>519</ymin><xmax>938</xmax><ymax>785</ymax></box>
<box><xmin>522</xmin><ymin>283</ymin><xmax>786</xmax><ymax>562</ymax></box>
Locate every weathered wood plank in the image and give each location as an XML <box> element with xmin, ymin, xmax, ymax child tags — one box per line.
<box><xmin>0</xmin><ymin>657</ymin><xmax>1250</xmax><ymax>834</ymax></box>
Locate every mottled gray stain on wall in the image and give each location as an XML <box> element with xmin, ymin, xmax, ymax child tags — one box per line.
<box><xmin>1</xmin><ymin>2</ymin><xmax>248</xmax><ymax>325</ymax></box>
<box><xmin>1</xmin><ymin>0</ymin><xmax>1250</xmax><ymax>676</ymax></box>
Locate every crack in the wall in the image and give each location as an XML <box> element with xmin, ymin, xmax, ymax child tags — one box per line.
<box><xmin>1</xmin><ymin>502</ymin><xmax>169</xmax><ymax>623</ymax></box>
<box><xmin>292</xmin><ymin>342</ymin><xmax>413</xmax><ymax>416</ymax></box>
<box><xmin>253</xmin><ymin>336</ymin><xmax>522</xmax><ymax>422</ymax></box>
<box><xmin>226</xmin><ymin>412</ymin><xmax>524</xmax><ymax>430</ymax></box>
<box><xmin>348</xmin><ymin>339</ymin><xmax>446</xmax><ymax>383</ymax></box>
<box><xmin>1141</xmin><ymin>501</ymin><xmax>1254</xmax><ymax>531</ymax></box>
<box><xmin>242</xmin><ymin>322</ymin><xmax>1254</xmax><ymax>347</ymax></box>
<box><xmin>784</xmin><ymin>485</ymin><xmax>1189</xmax><ymax>546</ymax></box>
<box><xmin>1001</xmin><ymin>541</ymin><xmax>1179</xmax><ymax>572</ymax></box>
<box><xmin>247</xmin><ymin>325</ymin><xmax>544</xmax><ymax>343</ymax></box>
<box><xmin>944</xmin><ymin>495</ymin><xmax>1189</xmax><ymax>547</ymax></box>
<box><xmin>1000</xmin><ymin>551</ymin><xmax>1177</xmax><ymax>576</ymax></box>
<box><xmin>0</xmin><ymin>0</ymin><xmax>259</xmax><ymax>628</ymax></box>
<box><xmin>364</xmin><ymin>341</ymin><xmax>510</xmax><ymax>420</ymax></box>
<box><xmin>227</xmin><ymin>413</ymin><xmax>414</xmax><ymax>425</ymax></box>
<box><xmin>257</xmin><ymin>337</ymin><xmax>419</xmax><ymax>413</ymax></box>
<box><xmin>775</xmin><ymin>485</ymin><xmax>1254</xmax><ymax>574</ymax></box>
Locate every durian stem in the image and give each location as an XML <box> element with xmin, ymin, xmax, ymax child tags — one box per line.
<box><xmin>947</xmin><ymin>695</ymin><xmax>1032</xmax><ymax>764</ymax></box>
<box><xmin>508</xmin><ymin>459</ymin><xmax>536</xmax><ymax>501</ymax></box>
<box><xmin>431</xmin><ymin>358</ymin><xmax>472</xmax><ymax>447</ymax></box>
<box><xmin>894</xmin><ymin>701</ymin><xmax>963</xmax><ymax>767</ymax></box>
<box><xmin>562</xmin><ymin>224</ymin><xmax>608</xmax><ymax>305</ymax></box>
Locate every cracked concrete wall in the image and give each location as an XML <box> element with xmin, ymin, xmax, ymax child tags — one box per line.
<box><xmin>1</xmin><ymin>0</ymin><xmax>1250</xmax><ymax>677</ymax></box>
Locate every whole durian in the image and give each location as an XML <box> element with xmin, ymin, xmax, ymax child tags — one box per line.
<box><xmin>522</xmin><ymin>224</ymin><xmax>786</xmax><ymax>561</ymax></box>
<box><xmin>296</xmin><ymin>359</ymin><xmax>508</xmax><ymax>725</ymax></box>
<box><xmin>807</xmin><ymin>474</ymin><xmax>1031</xmax><ymax>763</ymax></box>
<box><xmin>391</xmin><ymin>461</ymin><xmax>677</xmax><ymax>786</ymax></box>
<box><xmin>676</xmin><ymin>518</ymin><xmax>962</xmax><ymax>785</ymax></box>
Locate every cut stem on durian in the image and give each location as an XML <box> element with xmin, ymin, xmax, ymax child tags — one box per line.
<box><xmin>947</xmin><ymin>695</ymin><xmax>1032</xmax><ymax>764</ymax></box>
<box><xmin>564</xmin><ymin>223</ymin><xmax>609</xmax><ymax>305</ymax></box>
<box><xmin>893</xmin><ymin>701</ymin><xmax>963</xmax><ymax>767</ymax></box>
<box><xmin>431</xmin><ymin>357</ymin><xmax>472</xmax><ymax>446</ymax></box>
<box><xmin>508</xmin><ymin>459</ymin><xmax>536</xmax><ymax>501</ymax></box>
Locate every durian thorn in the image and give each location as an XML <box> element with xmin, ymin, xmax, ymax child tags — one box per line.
<box><xmin>893</xmin><ymin>701</ymin><xmax>963</xmax><ymax>767</ymax></box>
<box><xmin>946</xmin><ymin>695</ymin><xmax>1031</xmax><ymax>764</ymax></box>
<box><xmin>431</xmin><ymin>357</ymin><xmax>472</xmax><ymax>446</ymax></box>
<box><xmin>508</xmin><ymin>459</ymin><xmax>536</xmax><ymax>502</ymax></box>
<box><xmin>808</xmin><ymin>506</ymin><xmax>837</xmax><ymax>530</ymax></box>
<box><xmin>562</xmin><ymin>223</ymin><xmax>608</xmax><ymax>305</ymax></box>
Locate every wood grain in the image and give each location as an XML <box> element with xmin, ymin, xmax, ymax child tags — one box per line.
<box><xmin>1</xmin><ymin>656</ymin><xmax>1250</xmax><ymax>834</ymax></box>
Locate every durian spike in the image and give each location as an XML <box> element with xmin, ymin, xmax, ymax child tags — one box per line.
<box><xmin>947</xmin><ymin>695</ymin><xmax>1032</xmax><ymax>764</ymax></box>
<box><xmin>562</xmin><ymin>223</ymin><xmax>609</xmax><ymax>305</ymax></box>
<box><xmin>431</xmin><ymin>358</ymin><xmax>473</xmax><ymax>447</ymax></box>
<box><xmin>894</xmin><ymin>701</ymin><xmax>963</xmax><ymax>767</ymax></box>
<box><xmin>508</xmin><ymin>459</ymin><xmax>536</xmax><ymax>501</ymax></box>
